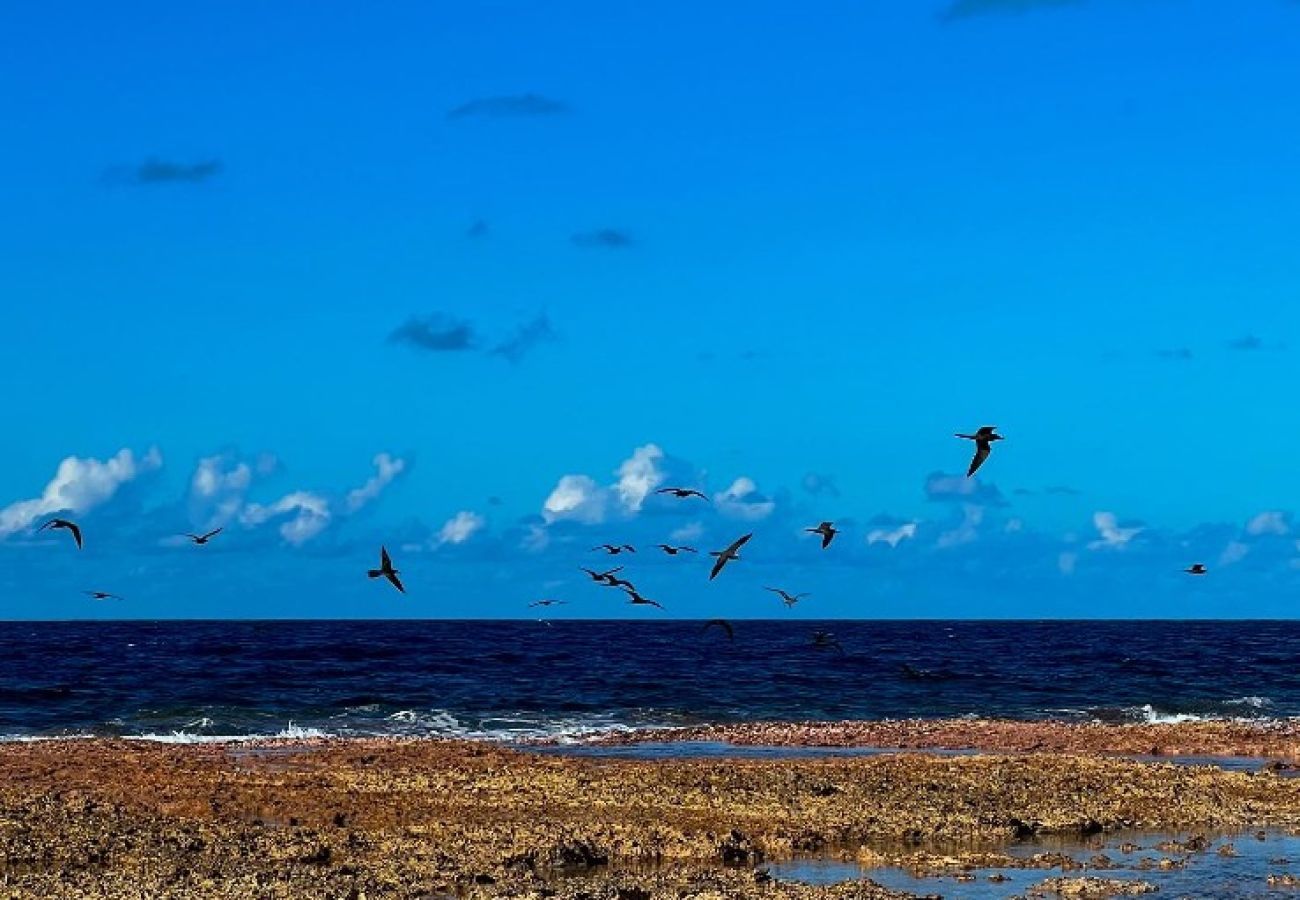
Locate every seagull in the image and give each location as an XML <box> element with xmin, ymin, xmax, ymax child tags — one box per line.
<box><xmin>529</xmin><ymin>599</ymin><xmax>567</xmax><ymax>608</ymax></box>
<box><xmin>84</xmin><ymin>591</ymin><xmax>123</xmax><ymax>601</ymax></box>
<box><xmin>183</xmin><ymin>527</ymin><xmax>223</xmax><ymax>545</ymax></box>
<box><xmin>655</xmin><ymin>544</ymin><xmax>698</xmax><ymax>556</ymax></box>
<box><xmin>956</xmin><ymin>426</ymin><xmax>1004</xmax><ymax>477</ymax></box>
<box><xmin>592</xmin><ymin>544</ymin><xmax>636</xmax><ymax>555</ymax></box>
<box><xmin>623</xmin><ymin>587</ymin><xmax>664</xmax><ymax>610</ymax></box>
<box><xmin>811</xmin><ymin>631</ymin><xmax>845</xmax><ymax>654</ymax></box>
<box><xmin>580</xmin><ymin>565</ymin><xmax>623</xmax><ymax>583</ymax></box>
<box><xmin>805</xmin><ymin>521</ymin><xmax>839</xmax><ymax>549</ymax></box>
<box><xmin>367</xmin><ymin>546</ymin><xmax>405</xmax><ymax>594</ymax></box>
<box><xmin>1185</xmin><ymin>563</ymin><xmax>1208</xmax><ymax>576</ymax></box>
<box><xmin>656</xmin><ymin>487</ymin><xmax>709</xmax><ymax>501</ymax></box>
<box><xmin>766</xmin><ymin>587</ymin><xmax>810</xmax><ymax>608</ymax></box>
<box><xmin>702</xmin><ymin>618</ymin><xmax>734</xmax><ymax>640</ymax></box>
<box><xmin>709</xmin><ymin>533</ymin><xmax>753</xmax><ymax>580</ymax></box>
<box><xmin>38</xmin><ymin>518</ymin><xmax>82</xmax><ymax>549</ymax></box>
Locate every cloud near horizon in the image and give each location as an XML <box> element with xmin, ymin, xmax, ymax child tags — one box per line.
<box><xmin>0</xmin><ymin>447</ymin><xmax>163</xmax><ymax>539</ymax></box>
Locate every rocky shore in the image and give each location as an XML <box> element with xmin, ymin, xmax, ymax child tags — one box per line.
<box><xmin>3</xmin><ymin>727</ymin><xmax>1300</xmax><ymax>898</ymax></box>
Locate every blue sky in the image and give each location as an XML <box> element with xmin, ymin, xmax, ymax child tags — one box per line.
<box><xmin>4</xmin><ymin>0</ymin><xmax>1300</xmax><ymax>619</ymax></box>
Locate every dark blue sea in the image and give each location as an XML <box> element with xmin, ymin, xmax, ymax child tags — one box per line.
<box><xmin>2</xmin><ymin>620</ymin><xmax>1299</xmax><ymax>741</ymax></box>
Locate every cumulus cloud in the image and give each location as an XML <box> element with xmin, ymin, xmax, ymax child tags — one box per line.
<box><xmin>188</xmin><ymin>452</ymin><xmax>277</xmax><ymax>528</ymax></box>
<box><xmin>104</xmin><ymin>158</ymin><xmax>223</xmax><ymax>185</ymax></box>
<box><xmin>344</xmin><ymin>453</ymin><xmax>408</xmax><ymax>514</ymax></box>
<box><xmin>716</xmin><ymin>477</ymin><xmax>776</xmax><ymax>522</ymax></box>
<box><xmin>938</xmin><ymin>505</ymin><xmax>984</xmax><ymax>548</ymax></box>
<box><xmin>437</xmin><ymin>511</ymin><xmax>485</xmax><ymax>546</ymax></box>
<box><xmin>542</xmin><ymin>474</ymin><xmax>606</xmax><ymax>525</ymax></box>
<box><xmin>867</xmin><ymin>521</ymin><xmax>917</xmax><ymax>548</ymax></box>
<box><xmin>1088</xmin><ymin>511</ymin><xmax>1144</xmax><ymax>550</ymax></box>
<box><xmin>614</xmin><ymin>444</ymin><xmax>666</xmax><ymax>512</ymax></box>
<box><xmin>446</xmin><ymin>94</ymin><xmax>568</xmax><ymax>120</ymax></box>
<box><xmin>540</xmin><ymin>445</ymin><xmax>671</xmax><ymax>525</ymax></box>
<box><xmin>1246</xmin><ymin>511</ymin><xmax>1289</xmax><ymax>537</ymax></box>
<box><xmin>491</xmin><ymin>314</ymin><xmax>558</xmax><ymax>363</ymax></box>
<box><xmin>924</xmin><ymin>472</ymin><xmax>1007</xmax><ymax>507</ymax></box>
<box><xmin>1220</xmin><ymin>540</ymin><xmax>1250</xmax><ymax>566</ymax></box>
<box><xmin>0</xmin><ymin>447</ymin><xmax>162</xmax><ymax>538</ymax></box>
<box><xmin>389</xmin><ymin>314</ymin><xmax>477</xmax><ymax>353</ymax></box>
<box><xmin>241</xmin><ymin>491</ymin><xmax>331</xmax><ymax>545</ymax></box>
<box><xmin>670</xmin><ymin>521</ymin><xmax>705</xmax><ymax>543</ymax></box>
<box><xmin>571</xmin><ymin>228</ymin><xmax>633</xmax><ymax>249</ymax></box>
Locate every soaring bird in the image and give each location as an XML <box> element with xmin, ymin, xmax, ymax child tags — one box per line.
<box><xmin>811</xmin><ymin>631</ymin><xmax>845</xmax><ymax>654</ymax></box>
<box><xmin>956</xmin><ymin>426</ymin><xmax>1003</xmax><ymax>477</ymax></box>
<box><xmin>367</xmin><ymin>546</ymin><xmax>405</xmax><ymax>594</ymax></box>
<box><xmin>580</xmin><ymin>565</ymin><xmax>623</xmax><ymax>583</ymax></box>
<box><xmin>529</xmin><ymin>599</ymin><xmax>567</xmax><ymax>608</ymax></box>
<box><xmin>623</xmin><ymin>587</ymin><xmax>664</xmax><ymax>610</ymax></box>
<box><xmin>806</xmin><ymin>521</ymin><xmax>839</xmax><ymax>549</ymax></box>
<box><xmin>709</xmin><ymin>533</ymin><xmax>753</xmax><ymax>580</ymax></box>
<box><xmin>656</xmin><ymin>487</ymin><xmax>709</xmax><ymax>501</ymax></box>
<box><xmin>1185</xmin><ymin>563</ymin><xmax>1208</xmax><ymax>576</ymax></box>
<box><xmin>766</xmin><ymin>587</ymin><xmax>810</xmax><ymax>608</ymax></box>
<box><xmin>702</xmin><ymin>618</ymin><xmax>735</xmax><ymax>640</ymax></box>
<box><xmin>592</xmin><ymin>543</ymin><xmax>636</xmax><ymax>555</ymax></box>
<box><xmin>84</xmin><ymin>591</ymin><xmax>123</xmax><ymax>601</ymax></box>
<box><xmin>183</xmin><ymin>527</ymin><xmax>223</xmax><ymax>545</ymax></box>
<box><xmin>38</xmin><ymin>518</ymin><xmax>82</xmax><ymax>549</ymax></box>
<box><xmin>655</xmin><ymin>543</ymin><xmax>698</xmax><ymax>556</ymax></box>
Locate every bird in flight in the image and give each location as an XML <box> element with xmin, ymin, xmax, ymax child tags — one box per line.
<box><xmin>38</xmin><ymin>518</ymin><xmax>82</xmax><ymax>549</ymax></box>
<box><xmin>709</xmin><ymin>533</ymin><xmax>753</xmax><ymax>580</ymax></box>
<box><xmin>623</xmin><ymin>587</ymin><xmax>664</xmax><ymax>610</ymax></box>
<box><xmin>655</xmin><ymin>544</ymin><xmax>698</xmax><ymax>556</ymax></box>
<box><xmin>956</xmin><ymin>426</ymin><xmax>1003</xmax><ymax>477</ymax></box>
<box><xmin>1185</xmin><ymin>563</ymin><xmax>1208</xmax><ymax>576</ymax></box>
<box><xmin>656</xmin><ymin>487</ymin><xmax>709</xmax><ymax>501</ymax></box>
<box><xmin>367</xmin><ymin>546</ymin><xmax>405</xmax><ymax>594</ymax></box>
<box><xmin>84</xmin><ymin>591</ymin><xmax>123</xmax><ymax>601</ymax></box>
<box><xmin>811</xmin><ymin>631</ymin><xmax>845</xmax><ymax>654</ymax></box>
<box><xmin>579</xmin><ymin>565</ymin><xmax>633</xmax><ymax>588</ymax></box>
<box><xmin>183</xmin><ymin>527</ymin><xmax>223</xmax><ymax>545</ymax></box>
<box><xmin>529</xmin><ymin>599</ymin><xmax>567</xmax><ymax>608</ymax></box>
<box><xmin>806</xmin><ymin>521</ymin><xmax>839</xmax><ymax>549</ymax></box>
<box><xmin>592</xmin><ymin>543</ymin><xmax>636</xmax><ymax>555</ymax></box>
<box><xmin>766</xmin><ymin>587</ymin><xmax>810</xmax><ymax>608</ymax></box>
<box><xmin>702</xmin><ymin>618</ymin><xmax>735</xmax><ymax>640</ymax></box>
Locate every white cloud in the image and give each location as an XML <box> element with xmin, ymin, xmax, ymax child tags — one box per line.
<box><xmin>189</xmin><ymin>453</ymin><xmax>272</xmax><ymax>527</ymax></box>
<box><xmin>241</xmin><ymin>491</ymin><xmax>331</xmax><ymax>546</ymax></box>
<box><xmin>614</xmin><ymin>444</ymin><xmax>665</xmax><ymax>513</ymax></box>
<box><xmin>670</xmin><ymin>521</ymin><xmax>705</xmax><ymax>543</ymax></box>
<box><xmin>344</xmin><ymin>453</ymin><xmax>407</xmax><ymax>514</ymax></box>
<box><xmin>867</xmin><ymin>522</ymin><xmax>917</xmax><ymax>548</ymax></box>
<box><xmin>1088</xmin><ymin>511</ymin><xmax>1143</xmax><ymax>550</ymax></box>
<box><xmin>938</xmin><ymin>505</ymin><xmax>983</xmax><ymax>548</ymax></box>
<box><xmin>1220</xmin><ymin>540</ymin><xmax>1250</xmax><ymax>566</ymax></box>
<box><xmin>716</xmin><ymin>477</ymin><xmax>776</xmax><ymax>521</ymax></box>
<box><xmin>0</xmin><ymin>447</ymin><xmax>162</xmax><ymax>538</ymax></box>
<box><xmin>1058</xmin><ymin>552</ymin><xmax>1078</xmax><ymax>576</ymax></box>
<box><xmin>1246</xmin><ymin>511</ymin><xmax>1289</xmax><ymax>537</ymax></box>
<box><xmin>542</xmin><ymin>474</ymin><xmax>606</xmax><ymax>524</ymax></box>
<box><xmin>437</xmin><ymin>510</ymin><xmax>485</xmax><ymax>545</ymax></box>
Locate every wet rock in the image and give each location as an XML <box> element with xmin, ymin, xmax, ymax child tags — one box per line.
<box><xmin>1027</xmin><ymin>876</ymin><xmax>1158</xmax><ymax>896</ymax></box>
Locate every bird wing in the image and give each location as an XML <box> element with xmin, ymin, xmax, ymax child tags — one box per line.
<box><xmin>386</xmin><ymin>571</ymin><xmax>405</xmax><ymax>593</ymax></box>
<box><xmin>380</xmin><ymin>546</ymin><xmax>392</xmax><ymax>568</ymax></box>
<box><xmin>726</xmin><ymin>533</ymin><xmax>754</xmax><ymax>555</ymax></box>
<box><xmin>967</xmin><ymin>441</ymin><xmax>991</xmax><ymax>477</ymax></box>
<box><xmin>709</xmin><ymin>554</ymin><xmax>728</xmax><ymax>580</ymax></box>
<box><xmin>67</xmin><ymin>522</ymin><xmax>83</xmax><ymax>548</ymax></box>
<box><xmin>821</xmin><ymin>530</ymin><xmax>834</xmax><ymax>548</ymax></box>
<box><xmin>201</xmin><ymin>527</ymin><xmax>223</xmax><ymax>541</ymax></box>
<box><xmin>977</xmin><ymin>426</ymin><xmax>998</xmax><ymax>437</ymax></box>
<box><xmin>680</xmin><ymin>546</ymin><xmax>698</xmax><ymax>553</ymax></box>
<box><xmin>37</xmin><ymin>520</ymin><xmax>54</xmax><ymax>533</ymax></box>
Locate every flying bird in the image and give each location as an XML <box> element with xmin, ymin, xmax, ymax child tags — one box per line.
<box><xmin>805</xmin><ymin>521</ymin><xmax>839</xmax><ymax>549</ymax></box>
<box><xmin>766</xmin><ymin>587</ymin><xmax>810</xmax><ymax>608</ymax></box>
<box><xmin>811</xmin><ymin>631</ymin><xmax>845</xmax><ymax>654</ymax></box>
<box><xmin>709</xmin><ymin>533</ymin><xmax>753</xmax><ymax>580</ymax></box>
<box><xmin>1185</xmin><ymin>563</ymin><xmax>1208</xmax><ymax>576</ymax></box>
<box><xmin>592</xmin><ymin>544</ymin><xmax>636</xmax><ymax>555</ymax></box>
<box><xmin>84</xmin><ymin>591</ymin><xmax>123</xmax><ymax>601</ymax></box>
<box><xmin>702</xmin><ymin>618</ymin><xmax>735</xmax><ymax>640</ymax></box>
<box><xmin>529</xmin><ymin>599</ymin><xmax>567</xmax><ymax>608</ymax></box>
<box><xmin>656</xmin><ymin>487</ymin><xmax>709</xmax><ymax>501</ymax></box>
<box><xmin>655</xmin><ymin>544</ymin><xmax>698</xmax><ymax>556</ymax></box>
<box><xmin>38</xmin><ymin>518</ymin><xmax>82</xmax><ymax>549</ymax></box>
<box><xmin>956</xmin><ymin>426</ymin><xmax>1004</xmax><ymax>477</ymax></box>
<box><xmin>623</xmin><ymin>587</ymin><xmax>664</xmax><ymax>610</ymax></box>
<box><xmin>580</xmin><ymin>565</ymin><xmax>623</xmax><ymax>583</ymax></box>
<box><xmin>183</xmin><ymin>527</ymin><xmax>223</xmax><ymax>545</ymax></box>
<box><xmin>367</xmin><ymin>546</ymin><xmax>405</xmax><ymax>594</ymax></box>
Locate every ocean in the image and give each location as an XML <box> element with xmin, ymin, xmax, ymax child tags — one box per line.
<box><xmin>2</xmin><ymin>619</ymin><xmax>1297</xmax><ymax>741</ymax></box>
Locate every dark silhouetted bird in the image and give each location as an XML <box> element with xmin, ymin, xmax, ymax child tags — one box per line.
<box><xmin>1185</xmin><ymin>563</ymin><xmax>1208</xmax><ymax>576</ymax></box>
<box><xmin>84</xmin><ymin>591</ymin><xmax>123</xmax><ymax>601</ymax></box>
<box><xmin>592</xmin><ymin>543</ymin><xmax>636</xmax><ymax>555</ymax></box>
<box><xmin>656</xmin><ymin>487</ymin><xmax>709</xmax><ymax>501</ymax></box>
<box><xmin>709</xmin><ymin>533</ymin><xmax>753</xmax><ymax>580</ymax></box>
<box><xmin>811</xmin><ymin>631</ymin><xmax>844</xmax><ymax>654</ymax></box>
<box><xmin>529</xmin><ymin>599</ymin><xmax>567</xmax><ymax>608</ymax></box>
<box><xmin>655</xmin><ymin>544</ymin><xmax>698</xmax><ymax>556</ymax></box>
<box><xmin>766</xmin><ymin>587</ymin><xmax>810</xmax><ymax>608</ymax></box>
<box><xmin>367</xmin><ymin>546</ymin><xmax>405</xmax><ymax>594</ymax></box>
<box><xmin>806</xmin><ymin>521</ymin><xmax>839</xmax><ymax>549</ymax></box>
<box><xmin>580</xmin><ymin>565</ymin><xmax>623</xmax><ymax>584</ymax></box>
<box><xmin>38</xmin><ymin>518</ymin><xmax>82</xmax><ymax>549</ymax></box>
<box><xmin>702</xmin><ymin>618</ymin><xmax>735</xmax><ymax>640</ymax></box>
<box><xmin>183</xmin><ymin>527</ymin><xmax>223</xmax><ymax>545</ymax></box>
<box><xmin>623</xmin><ymin>587</ymin><xmax>664</xmax><ymax>610</ymax></box>
<box><xmin>956</xmin><ymin>426</ymin><xmax>1003</xmax><ymax>477</ymax></box>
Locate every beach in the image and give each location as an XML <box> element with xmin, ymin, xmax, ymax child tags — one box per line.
<box><xmin>7</xmin><ymin>721</ymin><xmax>1300</xmax><ymax>898</ymax></box>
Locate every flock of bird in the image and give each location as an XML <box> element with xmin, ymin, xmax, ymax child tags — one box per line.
<box><xmin>40</xmin><ymin>425</ymin><xmax>1208</xmax><ymax>637</ymax></box>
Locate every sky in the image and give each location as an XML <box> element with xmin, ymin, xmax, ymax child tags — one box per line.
<box><xmin>3</xmin><ymin>0</ymin><xmax>1300</xmax><ymax>619</ymax></box>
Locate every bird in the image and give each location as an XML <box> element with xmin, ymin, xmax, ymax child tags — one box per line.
<box><xmin>655</xmin><ymin>544</ymin><xmax>698</xmax><ymax>556</ymax></box>
<box><xmin>592</xmin><ymin>544</ymin><xmax>636</xmax><ymax>555</ymax></box>
<box><xmin>956</xmin><ymin>426</ymin><xmax>1004</xmax><ymax>477</ymax></box>
<box><xmin>38</xmin><ymin>518</ymin><xmax>82</xmax><ymax>549</ymax></box>
<box><xmin>529</xmin><ymin>599</ymin><xmax>567</xmax><ymax>608</ymax></box>
<box><xmin>709</xmin><ymin>533</ymin><xmax>753</xmax><ymax>580</ymax></box>
<box><xmin>623</xmin><ymin>587</ymin><xmax>664</xmax><ymax>610</ymax></box>
<box><xmin>367</xmin><ymin>546</ymin><xmax>405</xmax><ymax>594</ymax></box>
<box><xmin>766</xmin><ymin>587</ymin><xmax>809</xmax><ymax>608</ymax></box>
<box><xmin>656</xmin><ymin>487</ymin><xmax>709</xmax><ymax>501</ymax></box>
<box><xmin>84</xmin><ymin>591</ymin><xmax>123</xmax><ymax>601</ymax></box>
<box><xmin>580</xmin><ymin>565</ymin><xmax>623</xmax><ymax>584</ymax></box>
<box><xmin>702</xmin><ymin>618</ymin><xmax>734</xmax><ymax>640</ymax></box>
<box><xmin>183</xmin><ymin>527</ymin><xmax>223</xmax><ymax>545</ymax></box>
<box><xmin>811</xmin><ymin>631</ymin><xmax>845</xmax><ymax>654</ymax></box>
<box><xmin>1185</xmin><ymin>563</ymin><xmax>1208</xmax><ymax>576</ymax></box>
<box><xmin>805</xmin><ymin>521</ymin><xmax>839</xmax><ymax>549</ymax></box>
